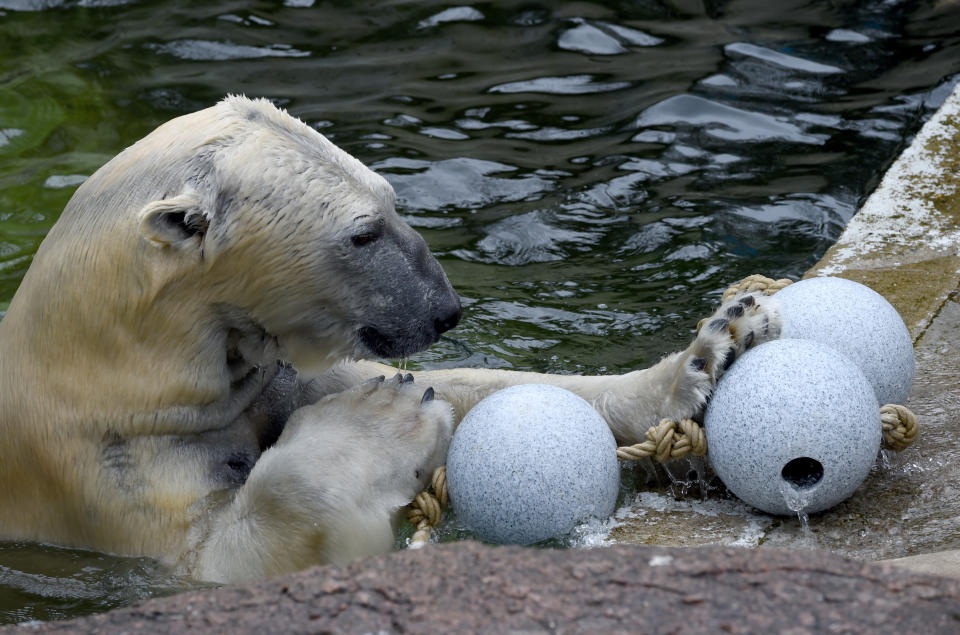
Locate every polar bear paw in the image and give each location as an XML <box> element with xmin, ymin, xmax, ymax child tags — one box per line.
<box><xmin>662</xmin><ymin>292</ymin><xmax>781</xmax><ymax>424</ymax></box>
<box><xmin>598</xmin><ymin>292</ymin><xmax>781</xmax><ymax>445</ymax></box>
<box><xmin>688</xmin><ymin>292</ymin><xmax>781</xmax><ymax>383</ymax></box>
<box><xmin>342</xmin><ymin>372</ymin><xmax>454</xmax><ymax>497</ymax></box>
<box><xmin>231</xmin><ymin>372</ymin><xmax>455</xmax><ymax>570</ymax></box>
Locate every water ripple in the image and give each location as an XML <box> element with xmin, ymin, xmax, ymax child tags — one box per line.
<box><xmin>724</xmin><ymin>42</ymin><xmax>846</xmax><ymax>75</ymax></box>
<box><xmin>506</xmin><ymin>125</ymin><xmax>611</xmax><ymax>142</ymax></box>
<box><xmin>477</xmin><ymin>300</ymin><xmax>653</xmax><ymax>337</ymax></box>
<box><xmin>459</xmin><ymin>209</ymin><xmax>600</xmax><ymax>265</ymax></box>
<box><xmin>632</xmin><ymin>94</ymin><xmax>830</xmax><ymax>144</ymax></box>
<box><xmin>825</xmin><ymin>29</ymin><xmax>872</xmax><ymax>44</ymax></box>
<box><xmin>0</xmin><ymin>128</ymin><xmax>25</xmax><ymax>149</ymax></box>
<box><xmin>417</xmin><ymin>6</ymin><xmax>484</xmax><ymax>29</ymax></box>
<box><xmin>0</xmin><ymin>0</ymin><xmax>132</xmax><ymax>9</ymax></box>
<box><xmin>489</xmin><ymin>75</ymin><xmax>631</xmax><ymax>95</ymax></box>
<box><xmin>373</xmin><ymin>157</ymin><xmax>553</xmax><ymax>212</ymax></box>
<box><xmin>620</xmin><ymin>222</ymin><xmax>678</xmax><ymax>255</ymax></box>
<box><xmin>145</xmin><ymin>40</ymin><xmax>309</xmax><ymax>61</ymax></box>
<box><xmin>558</xmin><ymin>18</ymin><xmax>663</xmax><ymax>55</ymax></box>
<box><xmin>725</xmin><ymin>193</ymin><xmax>852</xmax><ymax>233</ymax></box>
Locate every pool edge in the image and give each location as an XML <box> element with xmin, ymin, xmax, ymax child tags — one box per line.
<box><xmin>805</xmin><ymin>79</ymin><xmax>960</xmax><ymax>342</ymax></box>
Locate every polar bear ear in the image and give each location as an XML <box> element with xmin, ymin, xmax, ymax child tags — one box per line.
<box><xmin>138</xmin><ymin>194</ymin><xmax>210</xmax><ymax>249</ymax></box>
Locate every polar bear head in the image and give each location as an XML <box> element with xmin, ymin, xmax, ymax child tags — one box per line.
<box><xmin>41</xmin><ymin>96</ymin><xmax>460</xmax><ymax>375</ymax></box>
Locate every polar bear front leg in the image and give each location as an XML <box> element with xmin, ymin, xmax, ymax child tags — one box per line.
<box><xmin>194</xmin><ymin>374</ymin><xmax>453</xmax><ymax>583</ymax></box>
<box><xmin>593</xmin><ymin>293</ymin><xmax>781</xmax><ymax>442</ymax></box>
<box><xmin>333</xmin><ymin>293</ymin><xmax>779</xmax><ymax>445</ymax></box>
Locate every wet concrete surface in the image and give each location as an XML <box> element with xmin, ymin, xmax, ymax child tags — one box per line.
<box><xmin>809</xmin><ymin>81</ymin><xmax>960</xmax><ymax>339</ymax></box>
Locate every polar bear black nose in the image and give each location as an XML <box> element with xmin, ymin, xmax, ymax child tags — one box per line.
<box><xmin>434</xmin><ymin>304</ymin><xmax>461</xmax><ymax>336</ymax></box>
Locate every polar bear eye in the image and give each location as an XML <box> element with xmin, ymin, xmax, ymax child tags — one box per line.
<box><xmin>350</xmin><ymin>231</ymin><xmax>379</xmax><ymax>248</ymax></box>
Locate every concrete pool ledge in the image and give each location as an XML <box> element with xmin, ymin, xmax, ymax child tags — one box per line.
<box><xmin>803</xmin><ymin>80</ymin><xmax>960</xmax><ymax>578</ymax></box>
<box><xmin>803</xmin><ymin>79</ymin><xmax>960</xmax><ymax>580</ymax></box>
<box><xmin>806</xmin><ymin>79</ymin><xmax>960</xmax><ymax>340</ymax></box>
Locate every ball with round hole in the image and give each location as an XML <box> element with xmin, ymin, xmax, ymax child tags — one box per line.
<box><xmin>446</xmin><ymin>384</ymin><xmax>620</xmax><ymax>545</ymax></box>
<box><xmin>704</xmin><ymin>338</ymin><xmax>881</xmax><ymax>516</ymax></box>
<box><xmin>772</xmin><ymin>276</ymin><xmax>914</xmax><ymax>405</ymax></box>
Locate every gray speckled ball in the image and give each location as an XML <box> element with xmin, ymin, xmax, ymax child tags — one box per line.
<box><xmin>774</xmin><ymin>276</ymin><xmax>914</xmax><ymax>405</ymax></box>
<box><xmin>704</xmin><ymin>339</ymin><xmax>881</xmax><ymax>516</ymax></box>
<box><xmin>446</xmin><ymin>384</ymin><xmax>619</xmax><ymax>545</ymax></box>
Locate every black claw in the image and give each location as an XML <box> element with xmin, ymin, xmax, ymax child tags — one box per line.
<box><xmin>690</xmin><ymin>357</ymin><xmax>707</xmax><ymax>372</ymax></box>
<box><xmin>738</xmin><ymin>295</ymin><xmax>755</xmax><ymax>307</ymax></box>
<box><xmin>391</xmin><ymin>373</ymin><xmax>403</xmax><ymax>383</ymax></box>
<box><xmin>744</xmin><ymin>331</ymin><xmax>755</xmax><ymax>348</ymax></box>
<box><xmin>721</xmin><ymin>347</ymin><xmax>737</xmax><ymax>371</ymax></box>
<box><xmin>421</xmin><ymin>387</ymin><xmax>435</xmax><ymax>404</ymax></box>
<box><xmin>366</xmin><ymin>375</ymin><xmax>386</xmax><ymax>384</ymax></box>
<box><xmin>403</xmin><ymin>373</ymin><xmax>414</xmax><ymax>384</ymax></box>
<box><xmin>726</xmin><ymin>304</ymin><xmax>744</xmax><ymax>319</ymax></box>
<box><xmin>708</xmin><ymin>318</ymin><xmax>730</xmax><ymax>333</ymax></box>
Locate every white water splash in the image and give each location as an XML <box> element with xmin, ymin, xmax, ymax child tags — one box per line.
<box><xmin>779</xmin><ymin>480</ymin><xmax>813</xmax><ymax>539</ymax></box>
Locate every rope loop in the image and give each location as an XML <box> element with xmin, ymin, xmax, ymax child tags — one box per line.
<box><xmin>721</xmin><ymin>274</ymin><xmax>793</xmax><ymax>303</ymax></box>
<box><xmin>407</xmin><ymin>466</ymin><xmax>448</xmax><ymax>548</ymax></box>
<box><xmin>430</xmin><ymin>463</ymin><xmax>449</xmax><ymax>506</ymax></box>
<box><xmin>616</xmin><ymin>418</ymin><xmax>706</xmax><ymax>463</ymax></box>
<box><xmin>880</xmin><ymin>403</ymin><xmax>919</xmax><ymax>452</ymax></box>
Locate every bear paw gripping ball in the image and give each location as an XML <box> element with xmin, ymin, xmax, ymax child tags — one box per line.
<box><xmin>704</xmin><ymin>339</ymin><xmax>881</xmax><ymax>516</ymax></box>
<box><xmin>446</xmin><ymin>384</ymin><xmax>619</xmax><ymax>545</ymax></box>
<box><xmin>772</xmin><ymin>276</ymin><xmax>914</xmax><ymax>405</ymax></box>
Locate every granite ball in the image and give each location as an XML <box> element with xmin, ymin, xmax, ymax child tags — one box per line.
<box><xmin>704</xmin><ymin>339</ymin><xmax>881</xmax><ymax>515</ymax></box>
<box><xmin>773</xmin><ymin>276</ymin><xmax>914</xmax><ymax>405</ymax></box>
<box><xmin>446</xmin><ymin>384</ymin><xmax>619</xmax><ymax>545</ymax></box>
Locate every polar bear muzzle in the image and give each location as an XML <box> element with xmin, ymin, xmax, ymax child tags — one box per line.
<box><xmin>353</xmin><ymin>221</ymin><xmax>462</xmax><ymax>358</ymax></box>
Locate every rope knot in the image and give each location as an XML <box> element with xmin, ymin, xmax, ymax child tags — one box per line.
<box><xmin>616</xmin><ymin>418</ymin><xmax>706</xmax><ymax>463</ymax></box>
<box><xmin>407</xmin><ymin>466</ymin><xmax>448</xmax><ymax>548</ymax></box>
<box><xmin>880</xmin><ymin>403</ymin><xmax>918</xmax><ymax>452</ymax></box>
<box><xmin>721</xmin><ymin>274</ymin><xmax>793</xmax><ymax>303</ymax></box>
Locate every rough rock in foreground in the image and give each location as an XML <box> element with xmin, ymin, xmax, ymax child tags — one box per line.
<box><xmin>10</xmin><ymin>542</ymin><xmax>960</xmax><ymax>633</ymax></box>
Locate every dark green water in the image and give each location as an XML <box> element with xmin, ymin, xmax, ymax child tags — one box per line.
<box><xmin>1</xmin><ymin>0</ymin><xmax>958</xmax><ymax>624</ymax></box>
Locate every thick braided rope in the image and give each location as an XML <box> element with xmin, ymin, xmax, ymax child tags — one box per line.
<box><xmin>881</xmin><ymin>403</ymin><xmax>918</xmax><ymax>452</ymax></box>
<box><xmin>721</xmin><ymin>273</ymin><xmax>793</xmax><ymax>302</ymax></box>
<box><xmin>406</xmin><ymin>404</ymin><xmax>920</xmax><ymax>545</ymax></box>
<box><xmin>407</xmin><ymin>466</ymin><xmax>448</xmax><ymax>548</ymax></box>
<box><xmin>615</xmin><ymin>418</ymin><xmax>706</xmax><ymax>462</ymax></box>
<box><xmin>614</xmin><ymin>404</ymin><xmax>919</xmax><ymax>463</ymax></box>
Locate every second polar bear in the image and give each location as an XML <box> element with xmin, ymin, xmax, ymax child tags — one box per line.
<box><xmin>0</xmin><ymin>96</ymin><xmax>780</xmax><ymax>583</ymax></box>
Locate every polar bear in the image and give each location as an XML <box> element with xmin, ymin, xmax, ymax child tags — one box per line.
<box><xmin>0</xmin><ymin>96</ymin><xmax>779</xmax><ymax>583</ymax></box>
